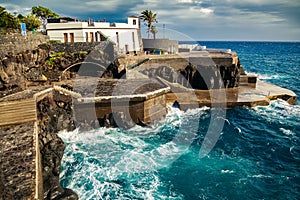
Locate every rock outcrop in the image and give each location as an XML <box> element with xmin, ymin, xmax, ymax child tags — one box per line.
<box><xmin>37</xmin><ymin>91</ymin><xmax>77</xmax><ymax>200</ymax></box>
<box><xmin>0</xmin><ymin>41</ymin><xmax>122</xmax><ymax>98</ymax></box>
<box><xmin>141</xmin><ymin>60</ymin><xmax>240</xmax><ymax>90</ymax></box>
<box><xmin>0</xmin><ymin>44</ymin><xmax>50</xmax><ymax>97</ymax></box>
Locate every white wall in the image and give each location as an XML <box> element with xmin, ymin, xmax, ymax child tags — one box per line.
<box><xmin>47</xmin><ymin>20</ymin><xmax>142</xmax><ymax>51</ymax></box>
<box><xmin>47</xmin><ymin>29</ymin><xmax>85</xmax><ymax>42</ymax></box>
<box><xmin>106</xmin><ymin>29</ymin><xmax>140</xmax><ymax>52</ymax></box>
<box><xmin>47</xmin><ymin>21</ymin><xmax>139</xmax><ymax>29</ymax></box>
<box><xmin>47</xmin><ymin>22</ymin><xmax>85</xmax><ymax>29</ymax></box>
<box><xmin>93</xmin><ymin>22</ymin><xmax>110</xmax><ymax>28</ymax></box>
<box><xmin>127</xmin><ymin>17</ymin><xmax>139</xmax><ymax>29</ymax></box>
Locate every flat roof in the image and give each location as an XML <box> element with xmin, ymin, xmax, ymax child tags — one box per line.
<box><xmin>72</xmin><ymin>77</ymin><xmax>169</xmax><ymax>97</ymax></box>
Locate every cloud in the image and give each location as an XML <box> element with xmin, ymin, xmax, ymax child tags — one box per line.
<box><xmin>129</xmin><ymin>0</ymin><xmax>214</xmax><ymax>21</ymax></box>
<box><xmin>178</xmin><ymin>0</ymin><xmax>194</xmax><ymax>3</ymax></box>
<box><xmin>84</xmin><ymin>0</ymin><xmax>140</xmax><ymax>12</ymax></box>
<box><xmin>0</xmin><ymin>0</ymin><xmax>299</xmax><ymax>40</ymax></box>
<box><xmin>130</xmin><ymin>0</ymin><xmax>300</xmax><ymax>40</ymax></box>
<box><xmin>0</xmin><ymin>2</ymin><xmax>31</xmax><ymax>16</ymax></box>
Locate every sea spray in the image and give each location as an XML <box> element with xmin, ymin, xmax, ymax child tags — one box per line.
<box><xmin>59</xmin><ymin>42</ymin><xmax>300</xmax><ymax>199</ymax></box>
<box><xmin>59</xmin><ymin>100</ymin><xmax>300</xmax><ymax>199</ymax></box>
<box><xmin>59</xmin><ymin>107</ymin><xmax>210</xmax><ymax>199</ymax></box>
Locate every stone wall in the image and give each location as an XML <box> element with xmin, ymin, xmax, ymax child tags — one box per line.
<box><xmin>0</xmin><ymin>33</ymin><xmax>49</xmax><ymax>59</ymax></box>
<box><xmin>51</xmin><ymin>42</ymin><xmax>116</xmax><ymax>55</ymax></box>
<box><xmin>0</xmin><ymin>87</ymin><xmax>78</xmax><ymax>200</ymax></box>
<box><xmin>0</xmin><ymin>122</ymin><xmax>36</xmax><ymax>200</ymax></box>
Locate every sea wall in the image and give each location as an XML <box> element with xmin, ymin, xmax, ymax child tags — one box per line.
<box><xmin>142</xmin><ymin>38</ymin><xmax>178</xmax><ymax>54</ymax></box>
<box><xmin>0</xmin><ymin>122</ymin><xmax>36</xmax><ymax>199</ymax></box>
<box><xmin>0</xmin><ymin>87</ymin><xmax>78</xmax><ymax>199</ymax></box>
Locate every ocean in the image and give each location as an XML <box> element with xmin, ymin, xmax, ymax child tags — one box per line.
<box><xmin>58</xmin><ymin>41</ymin><xmax>300</xmax><ymax>199</ymax></box>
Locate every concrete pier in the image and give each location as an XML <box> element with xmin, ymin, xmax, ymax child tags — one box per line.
<box><xmin>165</xmin><ymin>80</ymin><xmax>297</xmax><ymax>109</ymax></box>
<box><xmin>238</xmin><ymin>80</ymin><xmax>297</xmax><ymax>106</ymax></box>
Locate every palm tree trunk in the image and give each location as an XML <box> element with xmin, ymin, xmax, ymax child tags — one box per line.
<box><xmin>148</xmin><ymin>22</ymin><xmax>151</xmax><ymax>39</ymax></box>
<box><xmin>147</xmin><ymin>28</ymin><xmax>150</xmax><ymax>39</ymax></box>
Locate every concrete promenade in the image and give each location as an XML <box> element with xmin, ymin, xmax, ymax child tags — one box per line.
<box><xmin>165</xmin><ymin>80</ymin><xmax>297</xmax><ymax>109</ymax></box>
<box><xmin>237</xmin><ymin>81</ymin><xmax>297</xmax><ymax>106</ymax></box>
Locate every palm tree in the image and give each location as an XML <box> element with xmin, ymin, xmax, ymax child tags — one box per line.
<box><xmin>151</xmin><ymin>25</ymin><xmax>158</xmax><ymax>39</ymax></box>
<box><xmin>0</xmin><ymin>7</ymin><xmax>17</xmax><ymax>29</ymax></box>
<box><xmin>0</xmin><ymin>6</ymin><xmax>8</xmax><ymax>27</ymax></box>
<box><xmin>0</xmin><ymin>6</ymin><xmax>6</xmax><ymax>18</ymax></box>
<box><xmin>140</xmin><ymin>9</ymin><xmax>158</xmax><ymax>39</ymax></box>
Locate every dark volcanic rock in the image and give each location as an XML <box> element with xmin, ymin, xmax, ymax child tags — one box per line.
<box><xmin>0</xmin><ymin>44</ymin><xmax>50</xmax><ymax>97</ymax></box>
<box><xmin>37</xmin><ymin>94</ymin><xmax>77</xmax><ymax>200</ymax></box>
<box><xmin>0</xmin><ymin>41</ymin><xmax>121</xmax><ymax>97</ymax></box>
<box><xmin>97</xmin><ymin>112</ymin><xmax>135</xmax><ymax>129</ymax></box>
<box><xmin>141</xmin><ymin>60</ymin><xmax>240</xmax><ymax>89</ymax></box>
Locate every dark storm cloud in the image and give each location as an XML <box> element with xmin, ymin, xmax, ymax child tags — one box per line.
<box><xmin>0</xmin><ymin>0</ymin><xmax>299</xmax><ymax>40</ymax></box>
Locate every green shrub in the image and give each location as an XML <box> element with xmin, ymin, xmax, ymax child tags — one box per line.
<box><xmin>49</xmin><ymin>40</ymin><xmax>61</xmax><ymax>44</ymax></box>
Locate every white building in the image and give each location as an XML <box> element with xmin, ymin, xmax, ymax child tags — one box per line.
<box><xmin>46</xmin><ymin>16</ymin><xmax>142</xmax><ymax>53</ymax></box>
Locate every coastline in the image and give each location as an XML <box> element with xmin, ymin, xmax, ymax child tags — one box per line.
<box><xmin>0</xmin><ymin>36</ymin><xmax>298</xmax><ymax>199</ymax></box>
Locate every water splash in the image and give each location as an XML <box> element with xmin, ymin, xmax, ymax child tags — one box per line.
<box><xmin>59</xmin><ymin>42</ymin><xmax>300</xmax><ymax>199</ymax></box>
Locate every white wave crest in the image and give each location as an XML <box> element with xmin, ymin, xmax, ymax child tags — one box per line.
<box><xmin>252</xmin><ymin>99</ymin><xmax>300</xmax><ymax>125</ymax></box>
<box><xmin>279</xmin><ymin>128</ymin><xmax>295</xmax><ymax>136</ymax></box>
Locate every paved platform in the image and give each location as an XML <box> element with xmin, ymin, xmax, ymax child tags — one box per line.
<box><xmin>237</xmin><ymin>81</ymin><xmax>297</xmax><ymax>106</ymax></box>
<box><xmin>165</xmin><ymin>80</ymin><xmax>297</xmax><ymax>109</ymax></box>
<box><xmin>0</xmin><ymin>78</ymin><xmax>297</xmax><ymax>127</ymax></box>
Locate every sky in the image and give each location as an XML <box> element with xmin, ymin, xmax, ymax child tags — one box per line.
<box><xmin>1</xmin><ymin>0</ymin><xmax>300</xmax><ymax>41</ymax></box>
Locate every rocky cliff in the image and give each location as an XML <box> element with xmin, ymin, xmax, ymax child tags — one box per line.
<box><xmin>140</xmin><ymin>53</ymin><xmax>241</xmax><ymax>90</ymax></box>
<box><xmin>37</xmin><ymin>91</ymin><xmax>78</xmax><ymax>200</ymax></box>
<box><xmin>0</xmin><ymin>40</ymin><xmax>123</xmax><ymax>199</ymax></box>
<box><xmin>0</xmin><ymin>41</ymin><xmax>121</xmax><ymax>98</ymax></box>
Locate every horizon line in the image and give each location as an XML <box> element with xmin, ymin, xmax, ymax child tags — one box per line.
<box><xmin>180</xmin><ymin>39</ymin><xmax>300</xmax><ymax>42</ymax></box>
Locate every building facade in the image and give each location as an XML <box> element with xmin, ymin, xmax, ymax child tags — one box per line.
<box><xmin>46</xmin><ymin>16</ymin><xmax>142</xmax><ymax>53</ymax></box>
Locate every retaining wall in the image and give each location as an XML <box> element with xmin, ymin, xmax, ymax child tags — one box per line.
<box><xmin>0</xmin><ymin>33</ymin><xmax>49</xmax><ymax>59</ymax></box>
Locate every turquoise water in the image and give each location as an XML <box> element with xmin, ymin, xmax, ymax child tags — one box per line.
<box><xmin>59</xmin><ymin>42</ymin><xmax>300</xmax><ymax>199</ymax></box>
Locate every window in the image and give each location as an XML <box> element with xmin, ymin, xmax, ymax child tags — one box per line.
<box><xmin>133</xmin><ymin>19</ymin><xmax>136</xmax><ymax>25</ymax></box>
<box><xmin>64</xmin><ymin>33</ymin><xmax>68</xmax><ymax>43</ymax></box>
<box><xmin>90</xmin><ymin>32</ymin><xmax>94</xmax><ymax>42</ymax></box>
<box><xmin>70</xmin><ymin>33</ymin><xmax>74</xmax><ymax>43</ymax></box>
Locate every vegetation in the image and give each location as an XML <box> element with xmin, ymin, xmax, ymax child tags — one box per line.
<box><xmin>49</xmin><ymin>40</ymin><xmax>61</xmax><ymax>44</ymax></box>
<box><xmin>0</xmin><ymin>6</ymin><xmax>18</xmax><ymax>29</ymax></box>
<box><xmin>140</xmin><ymin>9</ymin><xmax>158</xmax><ymax>39</ymax></box>
<box><xmin>46</xmin><ymin>52</ymin><xmax>65</xmax><ymax>68</ymax></box>
<box><xmin>32</xmin><ymin>6</ymin><xmax>59</xmax><ymax>29</ymax></box>
<box><xmin>46</xmin><ymin>57</ymin><xmax>56</xmax><ymax>68</ymax></box>
<box><xmin>23</xmin><ymin>14</ymin><xmax>41</xmax><ymax>31</ymax></box>
<box><xmin>32</xmin><ymin>6</ymin><xmax>59</xmax><ymax>20</ymax></box>
<box><xmin>151</xmin><ymin>25</ymin><xmax>158</xmax><ymax>39</ymax></box>
<box><xmin>0</xmin><ymin>5</ymin><xmax>59</xmax><ymax>33</ymax></box>
<box><xmin>50</xmin><ymin>52</ymin><xmax>65</xmax><ymax>57</ymax></box>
